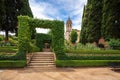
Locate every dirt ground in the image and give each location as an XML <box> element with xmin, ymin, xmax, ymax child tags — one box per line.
<box><xmin>0</xmin><ymin>67</ymin><xmax>120</xmax><ymax>80</ymax></box>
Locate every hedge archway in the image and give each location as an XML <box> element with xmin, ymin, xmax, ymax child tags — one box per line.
<box><xmin>18</xmin><ymin>16</ymin><xmax>65</xmax><ymax>59</ymax></box>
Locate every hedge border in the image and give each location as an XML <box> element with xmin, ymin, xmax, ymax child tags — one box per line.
<box><xmin>56</xmin><ymin>60</ymin><xmax>120</xmax><ymax>67</ymax></box>
<box><xmin>0</xmin><ymin>60</ymin><xmax>26</xmax><ymax>68</ymax></box>
<box><xmin>65</xmin><ymin>49</ymin><xmax>120</xmax><ymax>54</ymax></box>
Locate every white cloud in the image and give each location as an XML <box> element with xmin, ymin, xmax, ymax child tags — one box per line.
<box><xmin>29</xmin><ymin>0</ymin><xmax>87</xmax><ymax>31</ymax></box>
<box><xmin>29</xmin><ymin>0</ymin><xmax>55</xmax><ymax>20</ymax></box>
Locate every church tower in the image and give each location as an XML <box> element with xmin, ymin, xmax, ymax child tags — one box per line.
<box><xmin>65</xmin><ymin>17</ymin><xmax>72</xmax><ymax>41</ymax></box>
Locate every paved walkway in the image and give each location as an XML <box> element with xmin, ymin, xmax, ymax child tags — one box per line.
<box><xmin>0</xmin><ymin>67</ymin><xmax>120</xmax><ymax>80</ymax></box>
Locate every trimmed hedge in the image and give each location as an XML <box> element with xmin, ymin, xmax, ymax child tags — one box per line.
<box><xmin>18</xmin><ymin>16</ymin><xmax>65</xmax><ymax>59</ymax></box>
<box><xmin>18</xmin><ymin>16</ymin><xmax>31</xmax><ymax>52</ymax></box>
<box><xmin>56</xmin><ymin>60</ymin><xmax>120</xmax><ymax>67</ymax></box>
<box><xmin>0</xmin><ymin>50</ymin><xmax>26</xmax><ymax>60</ymax></box>
<box><xmin>56</xmin><ymin>50</ymin><xmax>120</xmax><ymax>60</ymax></box>
<box><xmin>66</xmin><ymin>49</ymin><xmax>120</xmax><ymax>54</ymax></box>
<box><xmin>57</xmin><ymin>55</ymin><xmax>120</xmax><ymax>60</ymax></box>
<box><xmin>0</xmin><ymin>60</ymin><xmax>26</xmax><ymax>68</ymax></box>
<box><xmin>65</xmin><ymin>56</ymin><xmax>120</xmax><ymax>60</ymax></box>
<box><xmin>0</xmin><ymin>46</ymin><xmax>18</xmax><ymax>53</ymax></box>
<box><xmin>51</xmin><ymin>20</ymin><xmax>65</xmax><ymax>56</ymax></box>
<box><xmin>36</xmin><ymin>33</ymin><xmax>52</xmax><ymax>51</ymax></box>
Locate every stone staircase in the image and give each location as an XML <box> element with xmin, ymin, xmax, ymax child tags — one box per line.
<box><xmin>28</xmin><ymin>52</ymin><xmax>55</xmax><ymax>69</ymax></box>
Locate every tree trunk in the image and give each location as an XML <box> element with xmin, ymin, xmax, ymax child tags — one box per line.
<box><xmin>5</xmin><ymin>30</ymin><xmax>9</xmax><ymax>43</ymax></box>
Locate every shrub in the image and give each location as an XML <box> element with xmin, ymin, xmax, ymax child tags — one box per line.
<box><xmin>0</xmin><ymin>50</ymin><xmax>26</xmax><ymax>60</ymax></box>
<box><xmin>56</xmin><ymin>60</ymin><xmax>120</xmax><ymax>67</ymax></box>
<box><xmin>0</xmin><ymin>35</ymin><xmax>4</xmax><ymax>41</ymax></box>
<box><xmin>108</xmin><ymin>39</ymin><xmax>120</xmax><ymax>50</ymax></box>
<box><xmin>29</xmin><ymin>43</ymin><xmax>40</xmax><ymax>52</ymax></box>
<box><xmin>70</xmin><ymin>30</ymin><xmax>78</xmax><ymax>43</ymax></box>
<box><xmin>0</xmin><ymin>60</ymin><xmax>26</xmax><ymax>68</ymax></box>
<box><xmin>62</xmin><ymin>50</ymin><xmax>120</xmax><ymax>60</ymax></box>
<box><xmin>9</xmin><ymin>37</ymin><xmax>18</xmax><ymax>46</ymax></box>
<box><xmin>65</xmin><ymin>50</ymin><xmax>120</xmax><ymax>54</ymax></box>
<box><xmin>0</xmin><ymin>46</ymin><xmax>18</xmax><ymax>53</ymax></box>
<box><xmin>65</xmin><ymin>55</ymin><xmax>120</xmax><ymax>60</ymax></box>
<box><xmin>65</xmin><ymin>43</ymin><xmax>100</xmax><ymax>50</ymax></box>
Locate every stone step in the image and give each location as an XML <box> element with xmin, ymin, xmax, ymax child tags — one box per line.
<box><xmin>29</xmin><ymin>63</ymin><xmax>55</xmax><ymax>66</ymax></box>
<box><xmin>34</xmin><ymin>52</ymin><xmax>53</xmax><ymax>55</ymax></box>
<box><xmin>34</xmin><ymin>53</ymin><xmax>53</xmax><ymax>55</ymax></box>
<box><xmin>32</xmin><ymin>58</ymin><xmax>54</xmax><ymax>60</ymax></box>
<box><xmin>28</xmin><ymin>66</ymin><xmax>56</xmax><ymax>69</ymax></box>
<box><xmin>33</xmin><ymin>55</ymin><xmax>54</xmax><ymax>57</ymax></box>
<box><xmin>33</xmin><ymin>54</ymin><xmax>54</xmax><ymax>57</ymax></box>
<box><xmin>32</xmin><ymin>58</ymin><xmax>54</xmax><ymax>61</ymax></box>
<box><xmin>31</xmin><ymin>61</ymin><xmax>54</xmax><ymax>63</ymax></box>
<box><xmin>28</xmin><ymin>52</ymin><xmax>55</xmax><ymax>68</ymax></box>
<box><xmin>29</xmin><ymin>65</ymin><xmax>54</xmax><ymax>67</ymax></box>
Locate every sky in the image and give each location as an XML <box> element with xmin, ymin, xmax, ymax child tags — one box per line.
<box><xmin>29</xmin><ymin>0</ymin><xmax>87</xmax><ymax>33</ymax></box>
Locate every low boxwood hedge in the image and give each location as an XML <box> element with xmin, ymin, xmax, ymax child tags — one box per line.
<box><xmin>0</xmin><ymin>46</ymin><xmax>18</xmax><ymax>53</ymax></box>
<box><xmin>0</xmin><ymin>60</ymin><xmax>26</xmax><ymax>68</ymax></box>
<box><xmin>61</xmin><ymin>50</ymin><xmax>120</xmax><ymax>60</ymax></box>
<box><xmin>0</xmin><ymin>50</ymin><xmax>26</xmax><ymax>60</ymax></box>
<box><xmin>65</xmin><ymin>56</ymin><xmax>120</xmax><ymax>60</ymax></box>
<box><xmin>56</xmin><ymin>60</ymin><xmax>120</xmax><ymax>67</ymax></box>
<box><xmin>65</xmin><ymin>50</ymin><xmax>120</xmax><ymax>54</ymax></box>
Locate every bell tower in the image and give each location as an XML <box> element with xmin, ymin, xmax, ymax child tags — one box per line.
<box><xmin>65</xmin><ymin>17</ymin><xmax>72</xmax><ymax>41</ymax></box>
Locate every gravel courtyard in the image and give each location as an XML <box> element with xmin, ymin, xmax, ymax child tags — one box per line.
<box><xmin>0</xmin><ymin>67</ymin><xmax>120</xmax><ymax>80</ymax></box>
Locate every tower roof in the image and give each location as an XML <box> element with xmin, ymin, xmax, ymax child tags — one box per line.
<box><xmin>66</xmin><ymin>17</ymin><xmax>72</xmax><ymax>24</ymax></box>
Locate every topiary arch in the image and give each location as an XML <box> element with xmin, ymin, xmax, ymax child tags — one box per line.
<box><xmin>18</xmin><ymin>16</ymin><xmax>65</xmax><ymax>59</ymax></box>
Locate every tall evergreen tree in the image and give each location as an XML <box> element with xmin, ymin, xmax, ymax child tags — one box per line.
<box><xmin>87</xmin><ymin>0</ymin><xmax>103</xmax><ymax>43</ymax></box>
<box><xmin>80</xmin><ymin>0</ymin><xmax>103</xmax><ymax>44</ymax></box>
<box><xmin>80</xmin><ymin>6</ymin><xmax>88</xmax><ymax>44</ymax></box>
<box><xmin>18</xmin><ymin>0</ymin><xmax>33</xmax><ymax>17</ymax></box>
<box><xmin>80</xmin><ymin>0</ymin><xmax>91</xmax><ymax>44</ymax></box>
<box><xmin>0</xmin><ymin>0</ymin><xmax>5</xmax><ymax>29</ymax></box>
<box><xmin>1</xmin><ymin>0</ymin><xmax>33</xmax><ymax>42</ymax></box>
<box><xmin>102</xmin><ymin>0</ymin><xmax>120</xmax><ymax>40</ymax></box>
<box><xmin>2</xmin><ymin>0</ymin><xmax>18</xmax><ymax>43</ymax></box>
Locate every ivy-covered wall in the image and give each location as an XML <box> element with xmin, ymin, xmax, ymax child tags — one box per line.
<box><xmin>18</xmin><ymin>16</ymin><xmax>65</xmax><ymax>59</ymax></box>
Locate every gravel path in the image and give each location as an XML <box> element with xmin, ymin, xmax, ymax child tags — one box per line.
<box><xmin>0</xmin><ymin>67</ymin><xmax>120</xmax><ymax>80</ymax></box>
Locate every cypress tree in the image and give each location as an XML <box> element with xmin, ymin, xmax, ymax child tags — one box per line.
<box><xmin>0</xmin><ymin>0</ymin><xmax>5</xmax><ymax>29</ymax></box>
<box><xmin>102</xmin><ymin>0</ymin><xmax>120</xmax><ymax>40</ymax></box>
<box><xmin>2</xmin><ymin>0</ymin><xmax>18</xmax><ymax>43</ymax></box>
<box><xmin>1</xmin><ymin>0</ymin><xmax>33</xmax><ymax>42</ymax></box>
<box><xmin>80</xmin><ymin>6</ymin><xmax>88</xmax><ymax>44</ymax></box>
<box><xmin>80</xmin><ymin>0</ymin><xmax>91</xmax><ymax>44</ymax></box>
<box><xmin>87</xmin><ymin>0</ymin><xmax>103</xmax><ymax>43</ymax></box>
<box><xmin>18</xmin><ymin>0</ymin><xmax>33</xmax><ymax>17</ymax></box>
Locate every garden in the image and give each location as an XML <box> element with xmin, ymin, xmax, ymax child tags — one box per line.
<box><xmin>0</xmin><ymin>16</ymin><xmax>120</xmax><ymax>68</ymax></box>
<box><xmin>0</xmin><ymin>15</ymin><xmax>120</xmax><ymax>68</ymax></box>
<box><xmin>56</xmin><ymin>30</ymin><xmax>120</xmax><ymax>67</ymax></box>
<box><xmin>0</xmin><ymin>15</ymin><xmax>65</xmax><ymax>68</ymax></box>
